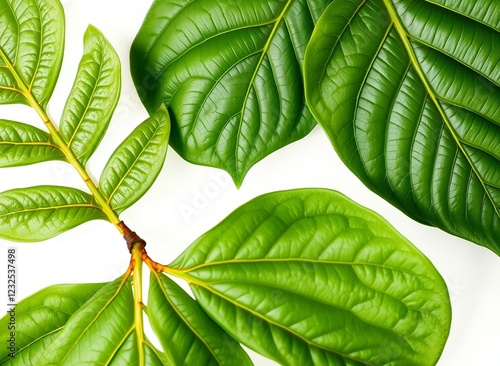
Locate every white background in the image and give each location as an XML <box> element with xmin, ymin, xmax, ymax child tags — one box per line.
<box><xmin>0</xmin><ymin>1</ymin><xmax>499</xmax><ymax>365</ymax></box>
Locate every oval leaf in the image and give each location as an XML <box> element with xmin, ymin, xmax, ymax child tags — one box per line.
<box><xmin>169</xmin><ymin>189</ymin><xmax>451</xmax><ymax>366</ymax></box>
<box><xmin>0</xmin><ymin>186</ymin><xmax>107</xmax><ymax>242</ymax></box>
<box><xmin>99</xmin><ymin>105</ymin><xmax>170</xmax><ymax>214</ymax></box>
<box><xmin>38</xmin><ymin>277</ymin><xmax>134</xmax><ymax>365</ymax></box>
<box><xmin>148</xmin><ymin>271</ymin><xmax>253</xmax><ymax>366</ymax></box>
<box><xmin>60</xmin><ymin>25</ymin><xmax>121</xmax><ymax>166</ymax></box>
<box><xmin>0</xmin><ymin>282</ymin><xmax>106</xmax><ymax>365</ymax></box>
<box><xmin>0</xmin><ymin>0</ymin><xmax>65</xmax><ymax>107</ymax></box>
<box><xmin>0</xmin><ymin>119</ymin><xmax>65</xmax><ymax>167</ymax></box>
<box><xmin>131</xmin><ymin>0</ymin><xmax>333</xmax><ymax>186</ymax></box>
<box><xmin>304</xmin><ymin>0</ymin><xmax>500</xmax><ymax>253</ymax></box>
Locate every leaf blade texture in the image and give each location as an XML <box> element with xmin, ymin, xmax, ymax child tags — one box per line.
<box><xmin>0</xmin><ymin>283</ymin><xmax>106</xmax><ymax>365</ymax></box>
<box><xmin>148</xmin><ymin>272</ymin><xmax>253</xmax><ymax>366</ymax></box>
<box><xmin>0</xmin><ymin>119</ymin><xmax>65</xmax><ymax>167</ymax></box>
<box><xmin>99</xmin><ymin>105</ymin><xmax>170</xmax><ymax>214</ymax></box>
<box><xmin>38</xmin><ymin>277</ymin><xmax>134</xmax><ymax>365</ymax></box>
<box><xmin>0</xmin><ymin>185</ymin><xmax>107</xmax><ymax>242</ymax></box>
<box><xmin>60</xmin><ymin>25</ymin><xmax>121</xmax><ymax>166</ymax></box>
<box><xmin>0</xmin><ymin>0</ymin><xmax>65</xmax><ymax>107</ymax></box>
<box><xmin>170</xmin><ymin>188</ymin><xmax>451</xmax><ymax>366</ymax></box>
<box><xmin>304</xmin><ymin>0</ymin><xmax>500</xmax><ymax>253</ymax></box>
<box><xmin>131</xmin><ymin>0</ymin><xmax>333</xmax><ymax>186</ymax></box>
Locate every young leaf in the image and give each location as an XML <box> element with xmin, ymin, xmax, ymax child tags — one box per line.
<box><xmin>0</xmin><ymin>186</ymin><xmax>107</xmax><ymax>242</ymax></box>
<box><xmin>99</xmin><ymin>105</ymin><xmax>170</xmax><ymax>215</ymax></box>
<box><xmin>169</xmin><ymin>189</ymin><xmax>451</xmax><ymax>366</ymax></box>
<box><xmin>0</xmin><ymin>0</ymin><xmax>65</xmax><ymax>107</ymax></box>
<box><xmin>0</xmin><ymin>119</ymin><xmax>65</xmax><ymax>167</ymax></box>
<box><xmin>131</xmin><ymin>0</ymin><xmax>333</xmax><ymax>186</ymax></box>
<box><xmin>60</xmin><ymin>25</ymin><xmax>121</xmax><ymax>166</ymax></box>
<box><xmin>304</xmin><ymin>0</ymin><xmax>500</xmax><ymax>253</ymax></box>
<box><xmin>0</xmin><ymin>282</ymin><xmax>106</xmax><ymax>365</ymax></box>
<box><xmin>38</xmin><ymin>277</ymin><xmax>134</xmax><ymax>365</ymax></box>
<box><xmin>148</xmin><ymin>271</ymin><xmax>253</xmax><ymax>366</ymax></box>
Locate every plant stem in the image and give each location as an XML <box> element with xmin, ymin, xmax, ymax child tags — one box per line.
<box><xmin>0</xmin><ymin>49</ymin><xmax>123</xmax><ymax>232</ymax></box>
<box><xmin>132</xmin><ymin>243</ymin><xmax>146</xmax><ymax>365</ymax></box>
<box><xmin>27</xmin><ymin>91</ymin><xmax>123</xmax><ymax>232</ymax></box>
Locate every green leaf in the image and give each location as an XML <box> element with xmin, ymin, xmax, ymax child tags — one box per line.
<box><xmin>304</xmin><ymin>0</ymin><xmax>500</xmax><ymax>253</ymax></box>
<box><xmin>131</xmin><ymin>0</ymin><xmax>333</xmax><ymax>186</ymax></box>
<box><xmin>148</xmin><ymin>271</ymin><xmax>253</xmax><ymax>366</ymax></box>
<box><xmin>0</xmin><ymin>0</ymin><xmax>65</xmax><ymax>107</ymax></box>
<box><xmin>38</xmin><ymin>277</ymin><xmax>134</xmax><ymax>365</ymax></box>
<box><xmin>60</xmin><ymin>25</ymin><xmax>121</xmax><ymax>166</ymax></box>
<box><xmin>0</xmin><ymin>185</ymin><xmax>107</xmax><ymax>242</ymax></box>
<box><xmin>99</xmin><ymin>105</ymin><xmax>170</xmax><ymax>215</ymax></box>
<box><xmin>0</xmin><ymin>119</ymin><xmax>65</xmax><ymax>167</ymax></box>
<box><xmin>169</xmin><ymin>189</ymin><xmax>451</xmax><ymax>366</ymax></box>
<box><xmin>0</xmin><ymin>282</ymin><xmax>106</xmax><ymax>365</ymax></box>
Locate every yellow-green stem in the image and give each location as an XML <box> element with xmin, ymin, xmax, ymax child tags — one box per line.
<box><xmin>0</xmin><ymin>49</ymin><xmax>122</xmax><ymax>231</ymax></box>
<box><xmin>27</xmin><ymin>90</ymin><xmax>122</xmax><ymax>231</ymax></box>
<box><xmin>132</xmin><ymin>243</ymin><xmax>146</xmax><ymax>365</ymax></box>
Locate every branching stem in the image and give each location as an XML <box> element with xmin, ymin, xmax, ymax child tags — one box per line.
<box><xmin>132</xmin><ymin>243</ymin><xmax>146</xmax><ymax>366</ymax></box>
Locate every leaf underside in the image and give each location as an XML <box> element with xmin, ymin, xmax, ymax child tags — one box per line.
<box><xmin>170</xmin><ymin>188</ymin><xmax>451</xmax><ymax>366</ymax></box>
<box><xmin>131</xmin><ymin>0</ymin><xmax>333</xmax><ymax>186</ymax></box>
<box><xmin>305</xmin><ymin>0</ymin><xmax>500</xmax><ymax>253</ymax></box>
<box><xmin>0</xmin><ymin>0</ymin><xmax>65</xmax><ymax>107</ymax></box>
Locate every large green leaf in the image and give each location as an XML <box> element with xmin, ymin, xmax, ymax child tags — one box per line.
<box><xmin>0</xmin><ymin>119</ymin><xmax>65</xmax><ymax>167</ymax></box>
<box><xmin>99</xmin><ymin>105</ymin><xmax>170</xmax><ymax>215</ymax></box>
<box><xmin>169</xmin><ymin>189</ymin><xmax>451</xmax><ymax>366</ymax></box>
<box><xmin>38</xmin><ymin>277</ymin><xmax>134</xmax><ymax>365</ymax></box>
<box><xmin>131</xmin><ymin>0</ymin><xmax>333</xmax><ymax>186</ymax></box>
<box><xmin>60</xmin><ymin>25</ymin><xmax>121</xmax><ymax>166</ymax></box>
<box><xmin>148</xmin><ymin>271</ymin><xmax>253</xmax><ymax>366</ymax></box>
<box><xmin>0</xmin><ymin>283</ymin><xmax>106</xmax><ymax>365</ymax></box>
<box><xmin>0</xmin><ymin>185</ymin><xmax>107</xmax><ymax>241</ymax></box>
<box><xmin>0</xmin><ymin>0</ymin><xmax>65</xmax><ymax>107</ymax></box>
<box><xmin>304</xmin><ymin>0</ymin><xmax>500</xmax><ymax>253</ymax></box>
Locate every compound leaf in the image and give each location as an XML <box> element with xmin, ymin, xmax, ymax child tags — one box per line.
<box><xmin>0</xmin><ymin>0</ymin><xmax>65</xmax><ymax>107</ymax></box>
<box><xmin>131</xmin><ymin>0</ymin><xmax>333</xmax><ymax>186</ymax></box>
<box><xmin>60</xmin><ymin>25</ymin><xmax>121</xmax><ymax>166</ymax></box>
<box><xmin>169</xmin><ymin>189</ymin><xmax>451</xmax><ymax>366</ymax></box>
<box><xmin>148</xmin><ymin>271</ymin><xmax>253</xmax><ymax>366</ymax></box>
<box><xmin>0</xmin><ymin>186</ymin><xmax>107</xmax><ymax>242</ymax></box>
<box><xmin>0</xmin><ymin>282</ymin><xmax>106</xmax><ymax>365</ymax></box>
<box><xmin>0</xmin><ymin>119</ymin><xmax>65</xmax><ymax>167</ymax></box>
<box><xmin>304</xmin><ymin>0</ymin><xmax>500</xmax><ymax>253</ymax></box>
<box><xmin>99</xmin><ymin>104</ymin><xmax>170</xmax><ymax>215</ymax></box>
<box><xmin>38</xmin><ymin>277</ymin><xmax>134</xmax><ymax>365</ymax></box>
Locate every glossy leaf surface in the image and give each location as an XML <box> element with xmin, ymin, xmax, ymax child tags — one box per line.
<box><xmin>100</xmin><ymin>105</ymin><xmax>170</xmax><ymax>214</ymax></box>
<box><xmin>304</xmin><ymin>0</ymin><xmax>500</xmax><ymax>253</ymax></box>
<box><xmin>60</xmin><ymin>25</ymin><xmax>121</xmax><ymax>166</ymax></box>
<box><xmin>131</xmin><ymin>0</ymin><xmax>333</xmax><ymax>186</ymax></box>
<box><xmin>0</xmin><ymin>283</ymin><xmax>106</xmax><ymax>365</ymax></box>
<box><xmin>0</xmin><ymin>0</ymin><xmax>65</xmax><ymax>107</ymax></box>
<box><xmin>0</xmin><ymin>185</ymin><xmax>107</xmax><ymax>241</ymax></box>
<box><xmin>148</xmin><ymin>271</ymin><xmax>253</xmax><ymax>366</ymax></box>
<box><xmin>0</xmin><ymin>120</ymin><xmax>65</xmax><ymax>167</ymax></box>
<box><xmin>170</xmin><ymin>189</ymin><xmax>451</xmax><ymax>366</ymax></box>
<box><xmin>38</xmin><ymin>277</ymin><xmax>134</xmax><ymax>365</ymax></box>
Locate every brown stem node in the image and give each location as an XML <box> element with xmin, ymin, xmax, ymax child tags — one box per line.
<box><xmin>118</xmin><ymin>221</ymin><xmax>146</xmax><ymax>253</ymax></box>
